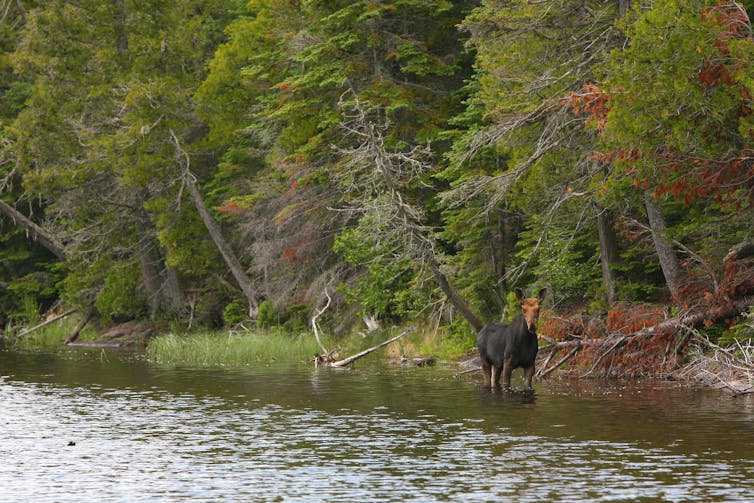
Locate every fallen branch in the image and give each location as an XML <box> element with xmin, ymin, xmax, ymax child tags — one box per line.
<box><xmin>329</xmin><ymin>329</ymin><xmax>412</xmax><ymax>368</ymax></box>
<box><xmin>311</xmin><ymin>288</ymin><xmax>332</xmax><ymax>360</ymax></box>
<box><xmin>454</xmin><ymin>366</ymin><xmax>482</xmax><ymax>378</ymax></box>
<box><xmin>539</xmin><ymin>344</ymin><xmax>581</xmax><ymax>378</ymax></box>
<box><xmin>64</xmin><ymin>310</ymin><xmax>95</xmax><ymax>345</ymax></box>
<box><xmin>16</xmin><ymin>308</ymin><xmax>77</xmax><ymax>338</ymax></box>
<box><xmin>535</xmin><ymin>346</ymin><xmax>558</xmax><ymax>377</ymax></box>
<box><xmin>579</xmin><ymin>336</ymin><xmax>628</xmax><ymax>378</ymax></box>
<box><xmin>542</xmin><ymin>296</ymin><xmax>754</xmax><ymax>355</ymax></box>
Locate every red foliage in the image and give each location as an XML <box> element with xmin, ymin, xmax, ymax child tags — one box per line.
<box><xmin>563</xmin><ymin>83</ymin><xmax>609</xmax><ymax>134</ymax></box>
<box><xmin>605</xmin><ymin>303</ymin><xmax>666</xmax><ymax>334</ymax></box>
<box><xmin>721</xmin><ymin>256</ymin><xmax>754</xmax><ymax>299</ymax></box>
<box><xmin>280</xmin><ymin>246</ymin><xmax>300</xmax><ymax>265</ymax></box>
<box><xmin>565</xmin><ymin>4</ymin><xmax>754</xmax><ymax>209</ymax></box>
<box><xmin>216</xmin><ymin>200</ymin><xmax>248</xmax><ymax>216</ymax></box>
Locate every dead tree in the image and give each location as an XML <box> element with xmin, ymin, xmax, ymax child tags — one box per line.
<box><xmin>169</xmin><ymin>129</ymin><xmax>259</xmax><ymax>317</ymax></box>
<box><xmin>336</xmin><ymin>94</ymin><xmax>484</xmax><ymax>332</ymax></box>
<box><xmin>0</xmin><ymin>199</ymin><xmax>66</xmax><ymax>259</ymax></box>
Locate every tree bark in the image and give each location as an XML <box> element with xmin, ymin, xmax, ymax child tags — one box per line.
<box><xmin>643</xmin><ymin>189</ymin><xmax>682</xmax><ymax>299</ymax></box>
<box><xmin>0</xmin><ymin>199</ymin><xmax>66</xmax><ymax>259</ymax></box>
<box><xmin>597</xmin><ymin>207</ymin><xmax>619</xmax><ymax>304</ymax></box>
<box><xmin>618</xmin><ymin>0</ymin><xmax>630</xmax><ymax>17</ymax></box>
<box><xmin>113</xmin><ymin>0</ymin><xmax>128</xmax><ymax>53</ymax></box>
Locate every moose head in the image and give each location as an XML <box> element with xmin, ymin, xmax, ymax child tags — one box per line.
<box><xmin>515</xmin><ymin>288</ymin><xmax>547</xmax><ymax>333</ymax></box>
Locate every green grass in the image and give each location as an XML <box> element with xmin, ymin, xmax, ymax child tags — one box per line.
<box><xmin>146</xmin><ymin>329</ymin><xmax>326</xmax><ymax>367</ymax></box>
<box><xmin>6</xmin><ymin>316</ymin><xmax>97</xmax><ymax>351</ymax></box>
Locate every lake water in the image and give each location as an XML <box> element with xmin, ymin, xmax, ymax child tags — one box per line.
<box><xmin>1</xmin><ymin>347</ymin><xmax>754</xmax><ymax>502</ymax></box>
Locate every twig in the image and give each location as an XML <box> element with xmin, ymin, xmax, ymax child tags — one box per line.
<box><xmin>454</xmin><ymin>366</ymin><xmax>482</xmax><ymax>378</ymax></box>
<box><xmin>580</xmin><ymin>336</ymin><xmax>627</xmax><ymax>377</ymax></box>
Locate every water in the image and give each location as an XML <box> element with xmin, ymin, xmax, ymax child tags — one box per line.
<box><xmin>2</xmin><ymin>348</ymin><xmax>754</xmax><ymax>502</ymax></box>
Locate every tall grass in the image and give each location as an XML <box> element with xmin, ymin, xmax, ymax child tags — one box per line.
<box><xmin>6</xmin><ymin>316</ymin><xmax>95</xmax><ymax>351</ymax></box>
<box><xmin>146</xmin><ymin>330</ymin><xmax>325</xmax><ymax>367</ymax></box>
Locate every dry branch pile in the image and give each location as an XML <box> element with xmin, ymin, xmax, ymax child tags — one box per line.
<box><xmin>534</xmin><ymin>249</ymin><xmax>754</xmax><ymax>389</ymax></box>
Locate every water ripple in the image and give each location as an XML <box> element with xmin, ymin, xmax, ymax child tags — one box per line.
<box><xmin>2</xmin><ymin>360</ymin><xmax>754</xmax><ymax>502</ymax></box>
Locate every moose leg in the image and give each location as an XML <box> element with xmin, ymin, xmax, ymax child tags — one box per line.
<box><xmin>490</xmin><ymin>365</ymin><xmax>500</xmax><ymax>388</ymax></box>
<box><xmin>502</xmin><ymin>357</ymin><xmax>513</xmax><ymax>391</ymax></box>
<box><xmin>523</xmin><ymin>365</ymin><xmax>535</xmax><ymax>390</ymax></box>
<box><xmin>481</xmin><ymin>361</ymin><xmax>492</xmax><ymax>387</ymax></box>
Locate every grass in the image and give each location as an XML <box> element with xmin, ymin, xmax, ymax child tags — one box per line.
<box><xmin>146</xmin><ymin>329</ymin><xmax>327</xmax><ymax>367</ymax></box>
<box><xmin>3</xmin><ymin>312</ymin><xmax>474</xmax><ymax>368</ymax></box>
<box><xmin>5</xmin><ymin>315</ymin><xmax>97</xmax><ymax>351</ymax></box>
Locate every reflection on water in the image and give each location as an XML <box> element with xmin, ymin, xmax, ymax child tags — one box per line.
<box><xmin>1</xmin><ymin>349</ymin><xmax>754</xmax><ymax>502</ymax></box>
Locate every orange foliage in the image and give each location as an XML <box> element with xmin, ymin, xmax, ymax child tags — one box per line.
<box><xmin>216</xmin><ymin>200</ymin><xmax>248</xmax><ymax>216</ymax></box>
<box><xmin>605</xmin><ymin>303</ymin><xmax>666</xmax><ymax>334</ymax></box>
<box><xmin>563</xmin><ymin>83</ymin><xmax>609</xmax><ymax>134</ymax></box>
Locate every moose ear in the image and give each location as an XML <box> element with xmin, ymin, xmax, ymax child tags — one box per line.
<box><xmin>515</xmin><ymin>288</ymin><xmax>524</xmax><ymax>302</ymax></box>
<box><xmin>537</xmin><ymin>288</ymin><xmax>547</xmax><ymax>302</ymax></box>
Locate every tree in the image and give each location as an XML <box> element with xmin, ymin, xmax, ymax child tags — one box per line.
<box><xmin>3</xmin><ymin>1</ymin><xmax>238</xmax><ymax>323</ymax></box>
<box><xmin>197</xmin><ymin>0</ymin><xmax>478</xmax><ymax>325</ymax></box>
<box><xmin>444</xmin><ymin>0</ymin><xmax>625</xmax><ymax>309</ymax></box>
<box><xmin>596</xmin><ymin>0</ymin><xmax>754</xmax><ymax>300</ymax></box>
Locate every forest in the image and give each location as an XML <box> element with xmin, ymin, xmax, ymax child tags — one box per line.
<box><xmin>1</xmin><ymin>0</ymin><xmax>753</xmax><ymax>379</ymax></box>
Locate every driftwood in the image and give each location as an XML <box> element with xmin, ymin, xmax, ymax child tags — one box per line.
<box><xmin>328</xmin><ymin>329</ymin><xmax>412</xmax><ymax>368</ymax></box>
<box><xmin>311</xmin><ymin>288</ymin><xmax>332</xmax><ymax>357</ymax></box>
<box><xmin>15</xmin><ymin>308</ymin><xmax>77</xmax><ymax>338</ymax></box>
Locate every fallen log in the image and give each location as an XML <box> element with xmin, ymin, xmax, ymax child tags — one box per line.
<box><xmin>329</xmin><ymin>329</ymin><xmax>412</xmax><ymax>368</ymax></box>
<box><xmin>543</xmin><ymin>296</ymin><xmax>754</xmax><ymax>353</ymax></box>
<box><xmin>16</xmin><ymin>308</ymin><xmax>78</xmax><ymax>338</ymax></box>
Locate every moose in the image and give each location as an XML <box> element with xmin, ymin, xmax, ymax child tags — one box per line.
<box><xmin>477</xmin><ymin>288</ymin><xmax>547</xmax><ymax>391</ymax></box>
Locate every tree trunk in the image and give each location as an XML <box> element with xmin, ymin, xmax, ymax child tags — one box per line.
<box><xmin>113</xmin><ymin>0</ymin><xmax>128</xmax><ymax>53</ymax></box>
<box><xmin>643</xmin><ymin>189</ymin><xmax>682</xmax><ymax>299</ymax></box>
<box><xmin>135</xmin><ymin>210</ymin><xmax>185</xmax><ymax>318</ymax></box>
<box><xmin>185</xmin><ymin>173</ymin><xmax>258</xmax><ymax>316</ymax></box>
<box><xmin>618</xmin><ymin>0</ymin><xmax>630</xmax><ymax>17</ymax></box>
<box><xmin>0</xmin><ymin>199</ymin><xmax>66</xmax><ymax>259</ymax></box>
<box><xmin>428</xmin><ymin>258</ymin><xmax>484</xmax><ymax>332</ymax></box>
<box><xmin>597</xmin><ymin>207</ymin><xmax>619</xmax><ymax>304</ymax></box>
<box><xmin>169</xmin><ymin>128</ymin><xmax>258</xmax><ymax>317</ymax></box>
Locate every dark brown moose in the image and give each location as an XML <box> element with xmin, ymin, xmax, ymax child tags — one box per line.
<box><xmin>477</xmin><ymin>288</ymin><xmax>546</xmax><ymax>391</ymax></box>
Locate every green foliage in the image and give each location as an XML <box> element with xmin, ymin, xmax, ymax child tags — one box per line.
<box><xmin>600</xmin><ymin>0</ymin><xmax>754</xmax><ymax>208</ymax></box>
<box><xmin>333</xmin><ymin>215</ymin><xmax>427</xmax><ymax>322</ymax></box>
<box><xmin>2</xmin><ymin>0</ymin><xmax>753</xmax><ymax>347</ymax></box>
<box><xmin>94</xmin><ymin>262</ymin><xmax>147</xmax><ymax>322</ymax></box>
<box><xmin>720</xmin><ymin>308</ymin><xmax>754</xmax><ymax>344</ymax></box>
<box><xmin>222</xmin><ymin>299</ymin><xmax>248</xmax><ymax>326</ymax></box>
<box><xmin>256</xmin><ymin>299</ymin><xmax>282</xmax><ymax>329</ymax></box>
